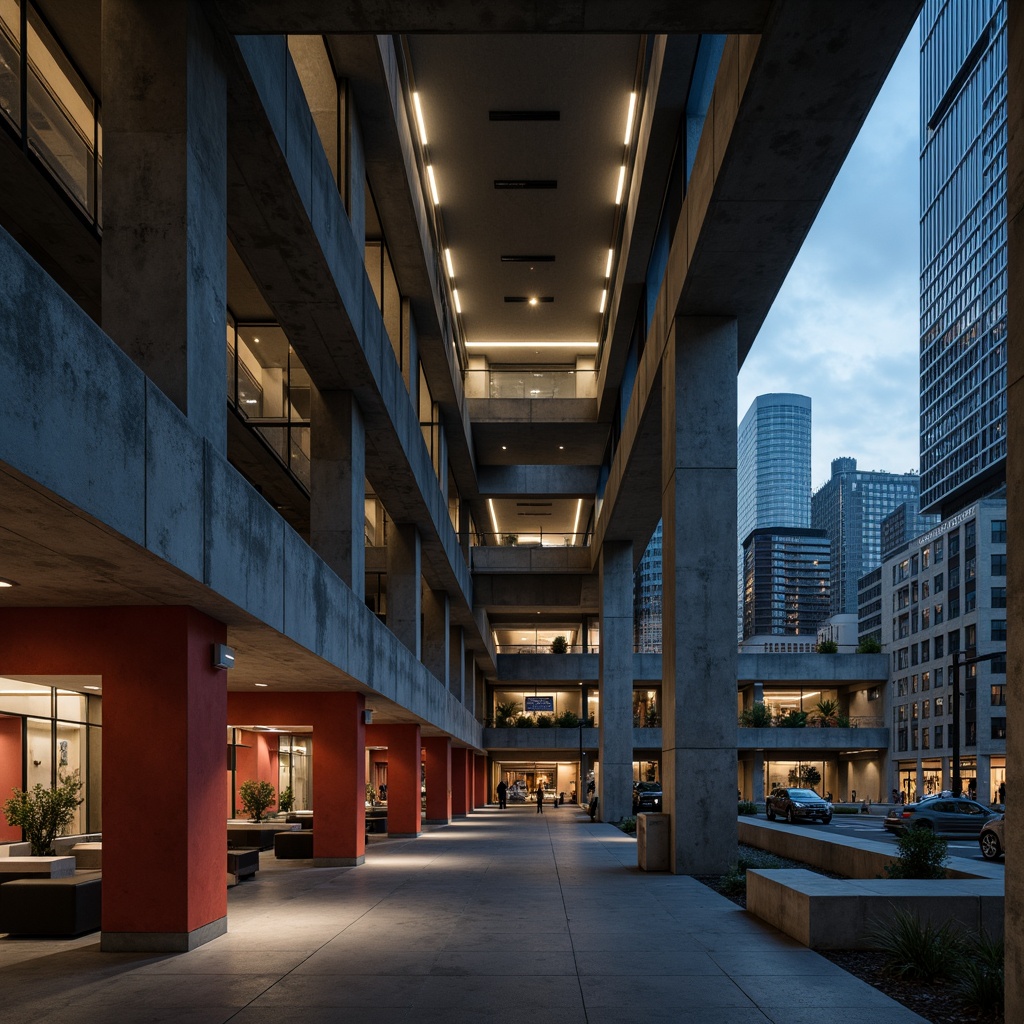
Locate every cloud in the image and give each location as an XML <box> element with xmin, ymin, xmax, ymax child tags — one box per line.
<box><xmin>739</xmin><ymin>26</ymin><xmax>921</xmax><ymax>489</ymax></box>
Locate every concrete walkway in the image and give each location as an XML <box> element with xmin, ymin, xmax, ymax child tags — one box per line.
<box><xmin>1</xmin><ymin>805</ymin><xmax>927</xmax><ymax>1023</ymax></box>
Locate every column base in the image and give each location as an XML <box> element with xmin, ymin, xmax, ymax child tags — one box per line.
<box><xmin>424</xmin><ymin>818</ymin><xmax>452</xmax><ymax>825</ymax></box>
<box><xmin>314</xmin><ymin>856</ymin><xmax>364</xmax><ymax>867</ymax></box>
<box><xmin>386</xmin><ymin>832</ymin><xmax>421</xmax><ymax>839</ymax></box>
<box><xmin>101</xmin><ymin>915</ymin><xmax>227</xmax><ymax>953</ymax></box>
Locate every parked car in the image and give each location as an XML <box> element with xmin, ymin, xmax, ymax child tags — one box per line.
<box><xmin>883</xmin><ymin>797</ymin><xmax>997</xmax><ymax>836</ymax></box>
<box><xmin>979</xmin><ymin>814</ymin><xmax>1005</xmax><ymax>859</ymax></box>
<box><xmin>632</xmin><ymin>781</ymin><xmax>663</xmax><ymax>813</ymax></box>
<box><xmin>765</xmin><ymin>787</ymin><xmax>833</xmax><ymax>824</ymax></box>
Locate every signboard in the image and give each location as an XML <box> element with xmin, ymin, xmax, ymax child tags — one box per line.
<box><xmin>525</xmin><ymin>696</ymin><xmax>554</xmax><ymax>713</ymax></box>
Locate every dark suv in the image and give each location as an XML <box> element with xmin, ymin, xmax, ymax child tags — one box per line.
<box><xmin>766</xmin><ymin>787</ymin><xmax>833</xmax><ymax>824</ymax></box>
<box><xmin>632</xmin><ymin>781</ymin><xmax>663</xmax><ymax>813</ymax></box>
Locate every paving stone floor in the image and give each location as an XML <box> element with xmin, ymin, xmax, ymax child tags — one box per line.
<box><xmin>1</xmin><ymin>805</ymin><xmax>927</xmax><ymax>1023</ymax></box>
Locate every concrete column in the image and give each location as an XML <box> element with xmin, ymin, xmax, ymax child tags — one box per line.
<box><xmin>365</xmin><ymin>724</ymin><xmax>421</xmax><ymax>837</ymax></box>
<box><xmin>977</xmin><ymin>755</ymin><xmax>991</xmax><ymax>806</ymax></box>
<box><xmin>310</xmin><ymin>389</ymin><xmax>366</xmax><ymax>599</ymax></box>
<box><xmin>449</xmin><ymin>626</ymin><xmax>465</xmax><ymax>701</ymax></box>
<box><xmin>473</xmin><ymin>754</ymin><xmax>488</xmax><ymax>808</ymax></box>
<box><xmin>0</xmin><ymin>607</ymin><xmax>228</xmax><ymax>951</ymax></box>
<box><xmin>598</xmin><ymin>540</ymin><xmax>634</xmax><ymax>824</ymax></box>
<box><xmin>387</xmin><ymin>524</ymin><xmax>421</xmax><ymax>657</ymax></box>
<box><xmin>661</xmin><ymin>316</ymin><xmax>738</xmax><ymax>874</ymax></box>
<box><xmin>458</xmin><ymin>499</ymin><xmax>471</xmax><ymax>559</ymax></box>
<box><xmin>423</xmin><ymin>737</ymin><xmax>452</xmax><ymax>825</ymax></box>
<box><xmin>344</xmin><ymin>86</ymin><xmax>365</xmax><ymax>247</ymax></box>
<box><xmin>422</xmin><ymin>587</ymin><xmax>449</xmax><ymax>683</ymax></box>
<box><xmin>451</xmin><ymin>748</ymin><xmax>471</xmax><ymax>817</ymax></box>
<box><xmin>101</xmin><ymin>0</ymin><xmax>227</xmax><ymax>451</ymax></box>
<box><xmin>752</xmin><ymin>752</ymin><xmax>765</xmax><ymax>806</ymax></box>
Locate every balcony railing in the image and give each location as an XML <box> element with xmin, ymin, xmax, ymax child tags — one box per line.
<box><xmin>495</xmin><ymin>644</ymin><xmax>597</xmax><ymax>655</ymax></box>
<box><xmin>737</xmin><ymin>715</ymin><xmax>884</xmax><ymax>729</ymax></box>
<box><xmin>473</xmin><ymin>531</ymin><xmax>591</xmax><ymax>548</ymax></box>
<box><xmin>465</xmin><ymin>368</ymin><xmax>597</xmax><ymax>400</ymax></box>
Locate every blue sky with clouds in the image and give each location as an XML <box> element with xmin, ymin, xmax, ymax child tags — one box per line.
<box><xmin>737</xmin><ymin>27</ymin><xmax>920</xmax><ymax>492</ymax></box>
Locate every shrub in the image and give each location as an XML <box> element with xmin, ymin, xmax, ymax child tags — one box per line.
<box><xmin>239</xmin><ymin>779</ymin><xmax>276</xmax><ymax>823</ymax></box>
<box><xmin>816</xmin><ymin>639</ymin><xmax>839</xmax><ymax>653</ymax></box>
<box><xmin>739</xmin><ymin>702</ymin><xmax>773</xmax><ymax>727</ymax></box>
<box><xmin>737</xmin><ymin>800</ymin><xmax>759</xmax><ymax>816</ymax></box>
<box><xmin>514</xmin><ymin>715</ymin><xmax>534</xmax><ymax>728</ymax></box>
<box><xmin>616</xmin><ymin>816</ymin><xmax>637</xmax><ymax>835</ymax></box>
<box><xmin>871</xmin><ymin>908</ymin><xmax>966</xmax><ymax>982</ymax></box>
<box><xmin>494</xmin><ymin>700</ymin><xmax>522</xmax><ymax>727</ymax></box>
<box><xmin>2</xmin><ymin>771</ymin><xmax>83</xmax><ymax>856</ymax></box>
<box><xmin>776</xmin><ymin>710</ymin><xmax>807</xmax><ymax>728</ymax></box>
<box><xmin>814</xmin><ymin>698</ymin><xmax>840</xmax><ymax>727</ymax></box>
<box><xmin>279</xmin><ymin>786</ymin><xmax>294</xmax><ymax>813</ymax></box>
<box><xmin>857</xmin><ymin>636</ymin><xmax>882</xmax><ymax>653</ymax></box>
<box><xmin>554</xmin><ymin>709</ymin><xmax>579</xmax><ymax>728</ymax></box>
<box><xmin>535</xmin><ymin>714</ymin><xmax>553</xmax><ymax>728</ymax></box>
<box><xmin>550</xmin><ymin>635</ymin><xmax>568</xmax><ymax>653</ymax></box>
<box><xmin>720</xmin><ymin>849</ymin><xmax>784</xmax><ymax>897</ymax></box>
<box><xmin>957</xmin><ymin>931</ymin><xmax>1004</xmax><ymax>1012</ymax></box>
<box><xmin>884</xmin><ymin>827</ymin><xmax>949</xmax><ymax>879</ymax></box>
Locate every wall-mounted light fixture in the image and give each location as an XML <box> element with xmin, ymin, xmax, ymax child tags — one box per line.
<box><xmin>212</xmin><ymin>644</ymin><xmax>235</xmax><ymax>670</ymax></box>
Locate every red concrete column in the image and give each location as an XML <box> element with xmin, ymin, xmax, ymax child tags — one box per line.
<box><xmin>365</xmin><ymin>724</ymin><xmax>422</xmax><ymax>836</ymax></box>
<box><xmin>474</xmin><ymin>753</ymin><xmax>488</xmax><ymax>808</ymax></box>
<box><xmin>451</xmin><ymin>747</ymin><xmax>470</xmax><ymax>817</ymax></box>
<box><xmin>228</xmin><ymin>691</ymin><xmax>366</xmax><ymax>865</ymax></box>
<box><xmin>423</xmin><ymin>736</ymin><xmax>451</xmax><ymax>824</ymax></box>
<box><xmin>0</xmin><ymin>714</ymin><xmax>23</xmax><ymax>842</ymax></box>
<box><xmin>0</xmin><ymin>607</ymin><xmax>229</xmax><ymax>952</ymax></box>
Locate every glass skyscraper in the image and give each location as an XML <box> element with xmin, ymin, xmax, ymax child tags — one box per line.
<box><xmin>736</xmin><ymin>393</ymin><xmax>812</xmax><ymax>634</ymax></box>
<box><xmin>812</xmin><ymin>458</ymin><xmax>926</xmax><ymax>618</ymax></box>
<box><xmin>920</xmin><ymin>0</ymin><xmax>1007</xmax><ymax>516</ymax></box>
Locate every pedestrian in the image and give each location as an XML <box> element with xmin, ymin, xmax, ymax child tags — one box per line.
<box><xmin>497</xmin><ymin>779</ymin><xmax>508</xmax><ymax>809</ymax></box>
<box><xmin>999</xmin><ymin>781</ymin><xmax>1006</xmax><ymax>805</ymax></box>
<box><xmin>536</xmin><ymin>785</ymin><xmax>544</xmax><ymax>814</ymax></box>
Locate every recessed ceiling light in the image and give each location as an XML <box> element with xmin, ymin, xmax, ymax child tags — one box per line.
<box><xmin>465</xmin><ymin>341</ymin><xmax>597</xmax><ymax>349</ymax></box>
<box><xmin>253</xmin><ymin>337</ymin><xmax>260</xmax><ymax>344</ymax></box>
<box><xmin>0</xmin><ymin>578</ymin><xmax>17</xmax><ymax>588</ymax></box>
<box><xmin>445</xmin><ymin>248</ymin><xmax>455</xmax><ymax>278</ymax></box>
<box><xmin>559</xmin><ymin>445</ymin><xmax>564</xmax><ymax>450</ymax></box>
<box><xmin>427</xmin><ymin>165</ymin><xmax>440</xmax><ymax>205</ymax></box>
<box><xmin>254</xmin><ymin>683</ymin><xmax>268</xmax><ymax>688</ymax></box>
<box><xmin>624</xmin><ymin>92</ymin><xmax>637</xmax><ymax>145</ymax></box>
<box><xmin>528</xmin><ymin>297</ymin><xmax>538</xmax><ymax>306</ymax></box>
<box><xmin>84</xmin><ymin>685</ymin><xmax>100</xmax><ymax>691</ymax></box>
<box><xmin>599</xmin><ymin>289</ymin><xmax>608</xmax><ymax>314</ymax></box>
<box><xmin>453</xmin><ymin>288</ymin><xmax>462</xmax><ymax>314</ymax></box>
<box><xmin>615</xmin><ymin>165</ymin><xmax>626</xmax><ymax>205</ymax></box>
<box><xmin>413</xmin><ymin>91</ymin><xmax>428</xmax><ymax>145</ymax></box>
<box><xmin>605</xmin><ymin>249</ymin><xmax>614</xmax><ymax>277</ymax></box>
<box><xmin>502</xmin><ymin>445</ymin><xmax>507</xmax><ymax>450</ymax></box>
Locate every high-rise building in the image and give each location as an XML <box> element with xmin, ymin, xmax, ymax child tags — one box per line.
<box><xmin>736</xmin><ymin>394</ymin><xmax>812</xmax><ymax>633</ymax></box>
<box><xmin>633</xmin><ymin>522</ymin><xmax>662</xmax><ymax>653</ymax></box>
<box><xmin>812</xmin><ymin>458</ymin><xmax>925</xmax><ymax>618</ymax></box>
<box><xmin>920</xmin><ymin>1</ymin><xmax>1007</xmax><ymax>516</ymax></box>
<box><xmin>881</xmin><ymin>501</ymin><xmax>941</xmax><ymax>563</ymax></box>
<box><xmin>741</xmin><ymin>527</ymin><xmax>830</xmax><ymax>647</ymax></box>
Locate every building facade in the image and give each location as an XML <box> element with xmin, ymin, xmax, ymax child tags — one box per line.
<box><xmin>882</xmin><ymin>495</ymin><xmax>1007</xmax><ymax>803</ymax></box>
<box><xmin>920</xmin><ymin>0</ymin><xmax>1007</xmax><ymax>518</ymax></box>
<box><xmin>741</xmin><ymin>527</ymin><xmax>830</xmax><ymax>645</ymax></box>
<box><xmin>736</xmin><ymin>393</ymin><xmax>812</xmax><ymax>634</ymax></box>
<box><xmin>812</xmin><ymin>458</ymin><xmax>926</xmax><ymax>618</ymax></box>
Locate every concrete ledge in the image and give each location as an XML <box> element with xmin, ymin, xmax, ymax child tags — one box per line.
<box><xmin>747</xmin><ymin>869</ymin><xmax>1004</xmax><ymax>949</ymax></box>
<box><xmin>738</xmin><ymin>817</ymin><xmax>1003</xmax><ymax>880</ymax></box>
<box><xmin>101</xmin><ymin>915</ymin><xmax>228</xmax><ymax>952</ymax></box>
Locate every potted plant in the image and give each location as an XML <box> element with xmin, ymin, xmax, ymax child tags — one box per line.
<box><xmin>550</xmin><ymin>635</ymin><xmax>569</xmax><ymax>653</ymax></box>
<box><xmin>239</xmin><ymin>779</ymin><xmax>276</xmax><ymax>822</ymax></box>
<box><xmin>816</xmin><ymin>639</ymin><xmax>839</xmax><ymax>653</ymax></box>
<box><xmin>2</xmin><ymin>770</ymin><xmax>83</xmax><ymax>856</ymax></box>
<box><xmin>279</xmin><ymin>786</ymin><xmax>294</xmax><ymax>813</ymax></box>
<box><xmin>814</xmin><ymin>698</ymin><xmax>840</xmax><ymax>727</ymax></box>
<box><xmin>739</xmin><ymin>702</ymin><xmax>773</xmax><ymax>727</ymax></box>
<box><xmin>494</xmin><ymin>699</ymin><xmax>522</xmax><ymax>727</ymax></box>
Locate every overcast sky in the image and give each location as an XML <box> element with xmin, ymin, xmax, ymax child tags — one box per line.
<box><xmin>737</xmin><ymin>27</ymin><xmax>920</xmax><ymax>493</ymax></box>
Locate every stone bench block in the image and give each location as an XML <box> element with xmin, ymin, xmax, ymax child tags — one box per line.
<box><xmin>0</xmin><ymin>872</ymin><xmax>102</xmax><ymax>936</ymax></box>
<box><xmin>274</xmin><ymin>830</ymin><xmax>314</xmax><ymax>859</ymax></box>
<box><xmin>0</xmin><ymin>856</ymin><xmax>76</xmax><ymax>880</ymax></box>
<box><xmin>227</xmin><ymin>848</ymin><xmax>260</xmax><ymax>883</ymax></box>
<box><xmin>747</xmin><ymin>869</ymin><xmax>1004</xmax><ymax>950</ymax></box>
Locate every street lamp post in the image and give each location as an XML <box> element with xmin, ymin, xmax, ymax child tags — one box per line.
<box><xmin>950</xmin><ymin>649</ymin><xmax>1005</xmax><ymax>797</ymax></box>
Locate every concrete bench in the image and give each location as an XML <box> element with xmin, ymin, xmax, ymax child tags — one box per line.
<box><xmin>0</xmin><ymin>856</ymin><xmax>76</xmax><ymax>881</ymax></box>
<box><xmin>228</xmin><ymin>822</ymin><xmax>299</xmax><ymax>850</ymax></box>
<box><xmin>0</xmin><ymin>872</ymin><xmax>102</xmax><ymax>936</ymax></box>
<box><xmin>274</xmin><ymin>830</ymin><xmax>314</xmax><ymax>859</ymax></box>
<box><xmin>71</xmin><ymin>843</ymin><xmax>102</xmax><ymax>870</ymax></box>
<box><xmin>366</xmin><ymin>813</ymin><xmax>388</xmax><ymax>835</ymax></box>
<box><xmin>747</xmin><ymin>868</ymin><xmax>1004</xmax><ymax>950</ymax></box>
<box><xmin>227</xmin><ymin>848</ymin><xmax>259</xmax><ymax>884</ymax></box>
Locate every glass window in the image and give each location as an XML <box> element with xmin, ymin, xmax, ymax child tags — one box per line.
<box><xmin>991</xmin><ymin>554</ymin><xmax>1006</xmax><ymax>576</ymax></box>
<box><xmin>991</xmin><ymin>520</ymin><xmax>1006</xmax><ymax>544</ymax></box>
<box><xmin>992</xmin><ymin>718</ymin><xmax>1007</xmax><ymax>740</ymax></box>
<box><xmin>991</xmin><ymin>685</ymin><xmax>1006</xmax><ymax>706</ymax></box>
<box><xmin>992</xmin><ymin>620</ymin><xmax>1007</xmax><ymax>642</ymax></box>
<box><xmin>992</xmin><ymin>587</ymin><xmax>1006</xmax><ymax>608</ymax></box>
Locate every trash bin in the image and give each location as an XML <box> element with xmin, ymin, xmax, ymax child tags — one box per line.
<box><xmin>637</xmin><ymin>813</ymin><xmax>669</xmax><ymax>871</ymax></box>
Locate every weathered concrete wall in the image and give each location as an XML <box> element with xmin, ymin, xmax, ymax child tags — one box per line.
<box><xmin>0</xmin><ymin>224</ymin><xmax>480</xmax><ymax>749</ymax></box>
<box><xmin>737</xmin><ymin>653</ymin><xmax>889</xmax><ymax>683</ymax></box>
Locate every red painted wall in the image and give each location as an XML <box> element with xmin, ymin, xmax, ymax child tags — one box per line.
<box><xmin>364</xmin><ymin>724</ymin><xmax>421</xmax><ymax>835</ymax></box>
<box><xmin>0</xmin><ymin>714</ymin><xmax>22</xmax><ymax>842</ymax></box>
<box><xmin>227</xmin><ymin>692</ymin><xmax>365</xmax><ymax>861</ymax></box>
<box><xmin>474</xmin><ymin>753</ymin><xmax>487</xmax><ymax>808</ymax></box>
<box><xmin>0</xmin><ymin>607</ymin><xmax>228</xmax><ymax>937</ymax></box>
<box><xmin>231</xmin><ymin>729</ymin><xmax>278</xmax><ymax>815</ymax></box>
<box><xmin>422</xmin><ymin>737</ymin><xmax>451</xmax><ymax>823</ymax></box>
<box><xmin>451</xmin><ymin>747</ymin><xmax>470</xmax><ymax>816</ymax></box>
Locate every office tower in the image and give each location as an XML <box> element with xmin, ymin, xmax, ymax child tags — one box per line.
<box><xmin>633</xmin><ymin>522</ymin><xmax>662</xmax><ymax>653</ymax></box>
<box><xmin>920</xmin><ymin>1</ymin><xmax>1007</xmax><ymax>516</ymax></box>
<box><xmin>881</xmin><ymin>501</ymin><xmax>941</xmax><ymax>563</ymax></box>
<box><xmin>736</xmin><ymin>394</ymin><xmax>812</xmax><ymax>633</ymax></box>
<box><xmin>812</xmin><ymin>458</ymin><xmax>925</xmax><ymax>617</ymax></box>
<box><xmin>741</xmin><ymin>528</ymin><xmax>830</xmax><ymax>646</ymax></box>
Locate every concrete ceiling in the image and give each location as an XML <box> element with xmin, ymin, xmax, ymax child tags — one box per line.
<box><xmin>405</xmin><ymin>34</ymin><xmax>642</xmax><ymax>365</ymax></box>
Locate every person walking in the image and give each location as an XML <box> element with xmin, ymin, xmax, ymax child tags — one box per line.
<box><xmin>536</xmin><ymin>785</ymin><xmax>544</xmax><ymax>814</ymax></box>
<box><xmin>497</xmin><ymin>779</ymin><xmax>508</xmax><ymax>809</ymax></box>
